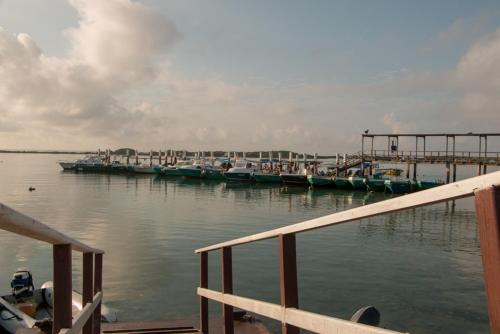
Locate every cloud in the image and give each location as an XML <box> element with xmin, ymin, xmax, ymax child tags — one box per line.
<box><xmin>0</xmin><ymin>0</ymin><xmax>178</xmax><ymax>145</ymax></box>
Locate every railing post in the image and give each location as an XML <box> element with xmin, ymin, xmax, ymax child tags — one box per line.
<box><xmin>221</xmin><ymin>247</ymin><xmax>234</xmax><ymax>334</ymax></box>
<box><xmin>200</xmin><ymin>252</ymin><xmax>209</xmax><ymax>334</ymax></box>
<box><xmin>93</xmin><ymin>253</ymin><xmax>103</xmax><ymax>334</ymax></box>
<box><xmin>475</xmin><ymin>186</ymin><xmax>500</xmax><ymax>333</ymax></box>
<box><xmin>83</xmin><ymin>253</ymin><xmax>94</xmax><ymax>334</ymax></box>
<box><xmin>279</xmin><ymin>234</ymin><xmax>299</xmax><ymax>334</ymax></box>
<box><xmin>53</xmin><ymin>244</ymin><xmax>72</xmax><ymax>334</ymax></box>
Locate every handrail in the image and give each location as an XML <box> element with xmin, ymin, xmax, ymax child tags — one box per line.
<box><xmin>196</xmin><ymin>170</ymin><xmax>500</xmax><ymax>253</ymax></box>
<box><xmin>0</xmin><ymin>202</ymin><xmax>104</xmax><ymax>334</ymax></box>
<box><xmin>0</xmin><ymin>202</ymin><xmax>103</xmax><ymax>254</ymax></box>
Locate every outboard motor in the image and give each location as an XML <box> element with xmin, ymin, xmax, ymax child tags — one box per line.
<box><xmin>11</xmin><ymin>268</ymin><xmax>34</xmax><ymax>299</ymax></box>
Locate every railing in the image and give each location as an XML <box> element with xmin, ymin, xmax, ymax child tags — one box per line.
<box><xmin>0</xmin><ymin>203</ymin><xmax>104</xmax><ymax>334</ymax></box>
<box><xmin>365</xmin><ymin>150</ymin><xmax>500</xmax><ymax>163</ymax></box>
<box><xmin>195</xmin><ymin>171</ymin><xmax>500</xmax><ymax>334</ymax></box>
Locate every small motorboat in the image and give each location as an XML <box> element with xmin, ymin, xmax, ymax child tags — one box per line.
<box><xmin>224</xmin><ymin>160</ymin><xmax>259</xmax><ymax>182</ymax></box>
<box><xmin>0</xmin><ymin>269</ymin><xmax>116</xmax><ymax>334</ymax></box>
<box><xmin>416</xmin><ymin>179</ymin><xmax>445</xmax><ymax>190</ymax></box>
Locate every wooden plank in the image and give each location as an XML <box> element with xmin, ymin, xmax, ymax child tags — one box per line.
<box><xmin>200</xmin><ymin>252</ymin><xmax>208</xmax><ymax>334</ymax></box>
<box><xmin>279</xmin><ymin>234</ymin><xmax>299</xmax><ymax>334</ymax></box>
<box><xmin>53</xmin><ymin>244</ymin><xmax>73</xmax><ymax>334</ymax></box>
<box><xmin>196</xmin><ymin>171</ymin><xmax>500</xmax><ymax>253</ymax></box>
<box><xmin>222</xmin><ymin>247</ymin><xmax>234</xmax><ymax>334</ymax></box>
<box><xmin>83</xmin><ymin>253</ymin><xmax>94</xmax><ymax>334</ymax></box>
<box><xmin>475</xmin><ymin>186</ymin><xmax>500</xmax><ymax>333</ymax></box>
<box><xmin>0</xmin><ymin>202</ymin><xmax>103</xmax><ymax>254</ymax></box>
<box><xmin>93</xmin><ymin>253</ymin><xmax>103</xmax><ymax>334</ymax></box>
<box><xmin>197</xmin><ymin>288</ymin><xmax>405</xmax><ymax>334</ymax></box>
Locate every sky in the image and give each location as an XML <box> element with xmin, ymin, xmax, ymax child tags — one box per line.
<box><xmin>0</xmin><ymin>0</ymin><xmax>500</xmax><ymax>153</ymax></box>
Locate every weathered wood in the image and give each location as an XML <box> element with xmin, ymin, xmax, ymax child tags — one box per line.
<box><xmin>197</xmin><ymin>288</ymin><xmax>404</xmax><ymax>334</ymax></box>
<box><xmin>475</xmin><ymin>186</ymin><xmax>500</xmax><ymax>333</ymax></box>
<box><xmin>279</xmin><ymin>234</ymin><xmax>299</xmax><ymax>334</ymax></box>
<box><xmin>221</xmin><ymin>247</ymin><xmax>234</xmax><ymax>334</ymax></box>
<box><xmin>200</xmin><ymin>252</ymin><xmax>208</xmax><ymax>334</ymax></box>
<box><xmin>196</xmin><ymin>171</ymin><xmax>500</xmax><ymax>253</ymax></box>
<box><xmin>93</xmin><ymin>253</ymin><xmax>103</xmax><ymax>334</ymax></box>
<box><xmin>0</xmin><ymin>203</ymin><xmax>103</xmax><ymax>254</ymax></box>
<box><xmin>53</xmin><ymin>244</ymin><xmax>72</xmax><ymax>334</ymax></box>
<box><xmin>83</xmin><ymin>253</ymin><xmax>94</xmax><ymax>334</ymax></box>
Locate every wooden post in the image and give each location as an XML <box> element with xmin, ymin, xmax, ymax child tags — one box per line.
<box><xmin>159</xmin><ymin>150</ymin><xmax>162</xmax><ymax>165</ymax></box>
<box><xmin>446</xmin><ymin>162</ymin><xmax>450</xmax><ymax>184</ymax></box>
<box><xmin>279</xmin><ymin>234</ymin><xmax>299</xmax><ymax>334</ymax></box>
<box><xmin>53</xmin><ymin>244</ymin><xmax>72</xmax><ymax>334</ymax></box>
<box><xmin>484</xmin><ymin>136</ymin><xmax>488</xmax><ymax>174</ymax></box>
<box><xmin>83</xmin><ymin>253</ymin><xmax>94</xmax><ymax>334</ymax></box>
<box><xmin>478</xmin><ymin>136</ymin><xmax>483</xmax><ymax>176</ymax></box>
<box><xmin>93</xmin><ymin>253</ymin><xmax>103</xmax><ymax>334</ymax></box>
<box><xmin>452</xmin><ymin>160</ymin><xmax>457</xmax><ymax>182</ymax></box>
<box><xmin>413</xmin><ymin>163</ymin><xmax>417</xmax><ymax>181</ymax></box>
<box><xmin>406</xmin><ymin>162</ymin><xmax>410</xmax><ymax>179</ymax></box>
<box><xmin>200</xmin><ymin>252</ymin><xmax>209</xmax><ymax>334</ymax></box>
<box><xmin>361</xmin><ymin>136</ymin><xmax>365</xmax><ymax>175</ymax></box>
<box><xmin>474</xmin><ymin>186</ymin><xmax>500</xmax><ymax>333</ymax></box>
<box><xmin>221</xmin><ymin>247</ymin><xmax>233</xmax><ymax>334</ymax></box>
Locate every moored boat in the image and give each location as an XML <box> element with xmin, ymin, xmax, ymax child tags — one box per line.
<box><xmin>348</xmin><ymin>176</ymin><xmax>366</xmax><ymax>190</ymax></box>
<box><xmin>416</xmin><ymin>179</ymin><xmax>444</xmax><ymax>190</ymax></box>
<box><xmin>364</xmin><ymin>177</ymin><xmax>386</xmax><ymax>192</ymax></box>
<box><xmin>307</xmin><ymin>175</ymin><xmax>335</xmax><ymax>187</ymax></box>
<box><xmin>384</xmin><ymin>179</ymin><xmax>413</xmax><ymax>194</ymax></box>
<box><xmin>0</xmin><ymin>269</ymin><xmax>116</xmax><ymax>334</ymax></box>
<box><xmin>280</xmin><ymin>169</ymin><xmax>309</xmax><ymax>187</ymax></box>
<box><xmin>224</xmin><ymin>160</ymin><xmax>259</xmax><ymax>182</ymax></box>
<box><xmin>334</xmin><ymin>177</ymin><xmax>352</xmax><ymax>189</ymax></box>
<box><xmin>253</xmin><ymin>172</ymin><xmax>282</xmax><ymax>183</ymax></box>
<box><xmin>131</xmin><ymin>164</ymin><xmax>157</xmax><ymax>174</ymax></box>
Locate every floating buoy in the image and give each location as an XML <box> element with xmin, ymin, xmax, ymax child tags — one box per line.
<box><xmin>28</xmin><ymin>187</ymin><xmax>35</xmax><ymax>192</ymax></box>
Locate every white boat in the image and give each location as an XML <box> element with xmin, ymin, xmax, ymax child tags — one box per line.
<box><xmin>132</xmin><ymin>164</ymin><xmax>157</xmax><ymax>174</ymax></box>
<box><xmin>58</xmin><ymin>155</ymin><xmax>104</xmax><ymax>171</ymax></box>
<box><xmin>224</xmin><ymin>160</ymin><xmax>259</xmax><ymax>182</ymax></box>
<box><xmin>0</xmin><ymin>269</ymin><xmax>116</xmax><ymax>334</ymax></box>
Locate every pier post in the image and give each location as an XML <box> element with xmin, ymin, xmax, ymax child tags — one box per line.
<box><xmin>484</xmin><ymin>136</ymin><xmax>488</xmax><ymax>174</ymax></box>
<box><xmin>452</xmin><ymin>160</ymin><xmax>457</xmax><ymax>182</ymax></box>
<box><xmin>478</xmin><ymin>136</ymin><xmax>482</xmax><ymax>176</ymax></box>
<box><xmin>83</xmin><ymin>253</ymin><xmax>94</xmax><ymax>334</ymax></box>
<box><xmin>474</xmin><ymin>186</ymin><xmax>500</xmax><ymax>333</ymax></box>
<box><xmin>126</xmin><ymin>149</ymin><xmax>130</xmax><ymax>166</ymax></box>
<box><xmin>221</xmin><ymin>247</ymin><xmax>234</xmax><ymax>334</ymax></box>
<box><xmin>149</xmin><ymin>150</ymin><xmax>153</xmax><ymax>167</ymax></box>
<box><xmin>159</xmin><ymin>150</ymin><xmax>162</xmax><ymax>165</ymax></box>
<box><xmin>53</xmin><ymin>244</ymin><xmax>72</xmax><ymax>334</ymax></box>
<box><xmin>279</xmin><ymin>234</ymin><xmax>299</xmax><ymax>334</ymax></box>
<box><xmin>200</xmin><ymin>252</ymin><xmax>209</xmax><ymax>334</ymax></box>
<box><xmin>446</xmin><ymin>162</ymin><xmax>450</xmax><ymax>184</ymax></box>
<box><xmin>93</xmin><ymin>253</ymin><xmax>103</xmax><ymax>334</ymax></box>
<box><xmin>413</xmin><ymin>162</ymin><xmax>417</xmax><ymax>181</ymax></box>
<box><xmin>135</xmin><ymin>150</ymin><xmax>139</xmax><ymax>165</ymax></box>
<box><xmin>269</xmin><ymin>151</ymin><xmax>273</xmax><ymax>170</ymax></box>
<box><xmin>406</xmin><ymin>162</ymin><xmax>410</xmax><ymax>179</ymax></box>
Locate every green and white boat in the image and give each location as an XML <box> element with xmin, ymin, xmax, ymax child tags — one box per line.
<box><xmin>225</xmin><ymin>160</ymin><xmax>259</xmax><ymax>182</ymax></box>
<box><xmin>384</xmin><ymin>179</ymin><xmax>413</xmax><ymax>194</ymax></box>
<box><xmin>334</xmin><ymin>177</ymin><xmax>352</xmax><ymax>189</ymax></box>
<box><xmin>204</xmin><ymin>168</ymin><xmax>225</xmax><ymax>180</ymax></box>
<box><xmin>416</xmin><ymin>179</ymin><xmax>444</xmax><ymax>190</ymax></box>
<box><xmin>307</xmin><ymin>175</ymin><xmax>335</xmax><ymax>188</ymax></box>
<box><xmin>154</xmin><ymin>161</ymin><xmax>192</xmax><ymax>176</ymax></box>
<box><xmin>364</xmin><ymin>177</ymin><xmax>386</xmax><ymax>192</ymax></box>
<box><xmin>348</xmin><ymin>176</ymin><xmax>366</xmax><ymax>190</ymax></box>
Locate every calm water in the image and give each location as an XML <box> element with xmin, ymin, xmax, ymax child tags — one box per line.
<box><xmin>0</xmin><ymin>153</ymin><xmax>496</xmax><ymax>333</ymax></box>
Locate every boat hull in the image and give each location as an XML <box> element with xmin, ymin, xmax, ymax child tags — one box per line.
<box><xmin>253</xmin><ymin>173</ymin><xmax>282</xmax><ymax>183</ymax></box>
<box><xmin>307</xmin><ymin>175</ymin><xmax>335</xmax><ymax>187</ymax></box>
<box><xmin>281</xmin><ymin>174</ymin><xmax>309</xmax><ymax>186</ymax></box>
<box><xmin>204</xmin><ymin>169</ymin><xmax>225</xmax><ymax>180</ymax></box>
<box><xmin>364</xmin><ymin>178</ymin><xmax>386</xmax><ymax>192</ymax></box>
<box><xmin>349</xmin><ymin>177</ymin><xmax>367</xmax><ymax>190</ymax></box>
<box><xmin>334</xmin><ymin>177</ymin><xmax>352</xmax><ymax>189</ymax></box>
<box><xmin>224</xmin><ymin>171</ymin><xmax>253</xmax><ymax>182</ymax></box>
<box><xmin>384</xmin><ymin>179</ymin><xmax>412</xmax><ymax>194</ymax></box>
<box><xmin>177</xmin><ymin>168</ymin><xmax>203</xmax><ymax>179</ymax></box>
<box><xmin>416</xmin><ymin>180</ymin><xmax>444</xmax><ymax>190</ymax></box>
<box><xmin>132</xmin><ymin>166</ymin><xmax>157</xmax><ymax>174</ymax></box>
<box><xmin>59</xmin><ymin>162</ymin><xmax>76</xmax><ymax>170</ymax></box>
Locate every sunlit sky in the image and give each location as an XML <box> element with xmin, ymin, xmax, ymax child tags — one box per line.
<box><xmin>1</xmin><ymin>0</ymin><xmax>500</xmax><ymax>153</ymax></box>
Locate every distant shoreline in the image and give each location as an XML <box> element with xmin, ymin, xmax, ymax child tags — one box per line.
<box><xmin>0</xmin><ymin>150</ymin><xmax>96</xmax><ymax>154</ymax></box>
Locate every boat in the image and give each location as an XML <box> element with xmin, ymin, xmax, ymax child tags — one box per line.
<box><xmin>280</xmin><ymin>168</ymin><xmax>309</xmax><ymax>187</ymax></box>
<box><xmin>224</xmin><ymin>160</ymin><xmax>259</xmax><ymax>182</ymax></box>
<box><xmin>154</xmin><ymin>161</ymin><xmax>192</xmax><ymax>176</ymax></box>
<box><xmin>307</xmin><ymin>175</ymin><xmax>335</xmax><ymax>187</ymax></box>
<box><xmin>177</xmin><ymin>161</ymin><xmax>205</xmax><ymax>179</ymax></box>
<box><xmin>131</xmin><ymin>164</ymin><xmax>157</xmax><ymax>174</ymax></box>
<box><xmin>364</xmin><ymin>177</ymin><xmax>387</xmax><ymax>192</ymax></box>
<box><xmin>0</xmin><ymin>269</ymin><xmax>116</xmax><ymax>334</ymax></box>
<box><xmin>416</xmin><ymin>179</ymin><xmax>444</xmax><ymax>190</ymax></box>
<box><xmin>253</xmin><ymin>172</ymin><xmax>282</xmax><ymax>183</ymax></box>
<box><xmin>334</xmin><ymin>177</ymin><xmax>352</xmax><ymax>189</ymax></box>
<box><xmin>384</xmin><ymin>179</ymin><xmax>413</xmax><ymax>194</ymax></box>
<box><xmin>374</xmin><ymin>168</ymin><xmax>403</xmax><ymax>176</ymax></box>
<box><xmin>58</xmin><ymin>155</ymin><xmax>104</xmax><ymax>171</ymax></box>
<box><xmin>348</xmin><ymin>176</ymin><xmax>366</xmax><ymax>190</ymax></box>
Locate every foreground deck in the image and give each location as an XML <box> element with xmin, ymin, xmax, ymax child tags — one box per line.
<box><xmin>102</xmin><ymin>317</ymin><xmax>270</xmax><ymax>334</ymax></box>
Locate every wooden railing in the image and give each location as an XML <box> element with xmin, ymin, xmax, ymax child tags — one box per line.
<box><xmin>195</xmin><ymin>171</ymin><xmax>500</xmax><ymax>334</ymax></box>
<box><xmin>0</xmin><ymin>203</ymin><xmax>104</xmax><ymax>334</ymax></box>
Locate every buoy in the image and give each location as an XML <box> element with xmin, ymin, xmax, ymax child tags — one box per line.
<box><xmin>28</xmin><ymin>187</ymin><xmax>35</xmax><ymax>192</ymax></box>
